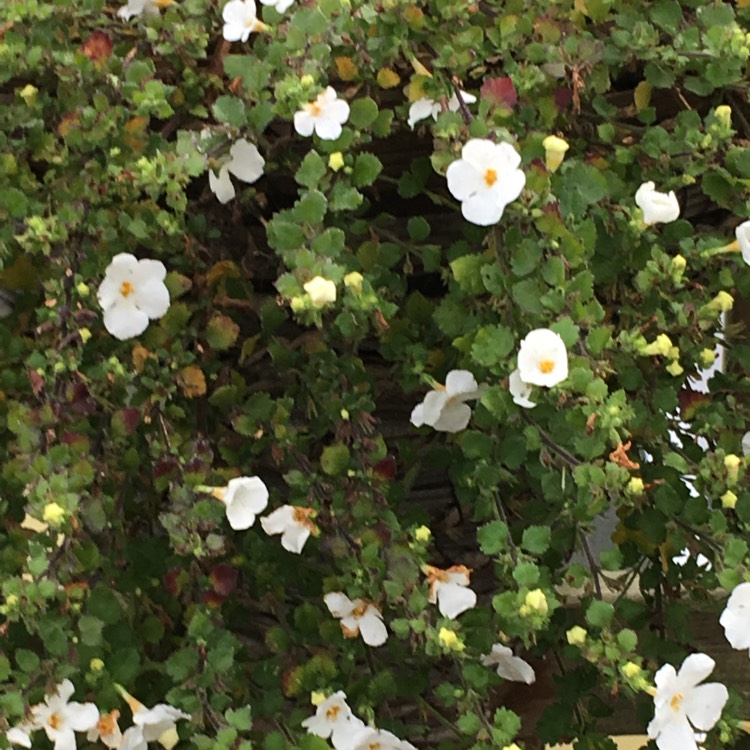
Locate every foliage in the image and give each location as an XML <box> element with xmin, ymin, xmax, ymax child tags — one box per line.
<box><xmin>1</xmin><ymin>0</ymin><xmax>750</xmax><ymax>747</ymax></box>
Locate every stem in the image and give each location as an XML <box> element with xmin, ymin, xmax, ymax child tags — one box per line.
<box><xmin>493</xmin><ymin>493</ymin><xmax>518</xmax><ymax>565</ymax></box>
<box><xmin>578</xmin><ymin>530</ymin><xmax>603</xmax><ymax>600</ymax></box>
<box><xmin>417</xmin><ymin>697</ymin><xmax>463</xmax><ymax>738</ymax></box>
<box><xmin>701</xmin><ymin>239</ymin><xmax>740</xmax><ymax>258</ymax></box>
<box><xmin>521</xmin><ymin>412</ymin><xmax>582</xmax><ymax>467</ymax></box>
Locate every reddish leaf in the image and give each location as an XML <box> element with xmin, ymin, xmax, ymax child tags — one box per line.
<box><xmin>373</xmin><ymin>456</ymin><xmax>397</xmax><ymax>480</ymax></box>
<box><xmin>80</xmin><ymin>30</ymin><xmax>112</xmax><ymax>63</ymax></box>
<box><xmin>480</xmin><ymin>77</ymin><xmax>517</xmax><ymax>109</ymax></box>
<box><xmin>209</xmin><ymin>564</ymin><xmax>239</xmax><ymax>597</ymax></box>
<box><xmin>554</xmin><ymin>87</ymin><xmax>573</xmax><ymax>112</ymax></box>
<box><xmin>679</xmin><ymin>388</ymin><xmax>710</xmax><ymax>420</ymax></box>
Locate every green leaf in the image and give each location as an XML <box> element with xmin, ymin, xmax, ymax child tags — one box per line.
<box><xmin>226</xmin><ymin>706</ymin><xmax>253</xmax><ymax>731</ymax></box>
<box><xmin>451</xmin><ymin>255</ymin><xmax>486</xmax><ymax>294</ymax></box>
<box><xmin>407</xmin><ymin>216</ymin><xmax>430</xmax><ymax>241</ymax></box>
<box><xmin>521</xmin><ymin>525</ymin><xmax>552</xmax><ymax>555</ymax></box>
<box><xmin>352</xmin><ymin>153</ymin><xmax>382</xmax><ymax>187</ymax></box>
<box><xmin>295</xmin><ymin>151</ymin><xmax>327</xmax><ymax>188</ymax></box>
<box><xmin>206</xmin><ymin>314</ymin><xmax>240</xmax><ymax>350</ymax></box>
<box><xmin>311</xmin><ymin>227</ymin><xmax>346</xmax><ymax>257</ymax></box>
<box><xmin>349</xmin><ymin>97</ymin><xmax>379</xmax><ymax>128</ymax></box>
<box><xmin>477</xmin><ymin>520</ymin><xmax>508</xmax><ymax>555</ymax></box>
<box><xmin>16</xmin><ymin>649</ymin><xmax>40</xmax><ymax>673</ymax></box>
<box><xmin>585</xmin><ymin>600</ymin><xmax>614</xmax><ymax>628</ymax></box>
<box><xmin>79</xmin><ymin>615</ymin><xmax>104</xmax><ymax>646</ymax></box>
<box><xmin>212</xmin><ymin>96</ymin><xmax>247</xmax><ymax>128</ymax></box>
<box><xmin>88</xmin><ymin>585</ymin><xmax>123</xmax><ymax>625</ymax></box>
<box><xmin>267</xmin><ymin>219</ymin><xmax>305</xmax><ymax>251</ymax></box>
<box><xmin>471</xmin><ymin>325</ymin><xmax>515</xmax><ymax>368</ymax></box>
<box><xmin>320</xmin><ymin>444</ymin><xmax>351</xmax><ymax>475</ymax></box>
<box><xmin>550</xmin><ymin>317</ymin><xmax>580</xmax><ymax>347</ymax></box>
<box><xmin>293</xmin><ymin>190</ymin><xmax>328</xmax><ymax>224</ymax></box>
<box><xmin>512</xmin><ymin>562</ymin><xmax>539</xmax><ymax>586</ymax></box>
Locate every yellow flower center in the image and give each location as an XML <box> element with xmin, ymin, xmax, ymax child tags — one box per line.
<box><xmin>307</xmin><ymin>102</ymin><xmax>323</xmax><ymax>117</ymax></box>
<box><xmin>97</xmin><ymin>711</ymin><xmax>120</xmax><ymax>735</ymax></box>
<box><xmin>326</xmin><ymin>705</ymin><xmax>340</xmax><ymax>721</ymax></box>
<box><xmin>120</xmin><ymin>281</ymin><xmax>134</xmax><ymax>298</ymax></box>
<box><xmin>484</xmin><ymin>168</ymin><xmax>498</xmax><ymax>187</ymax></box>
<box><xmin>670</xmin><ymin>692</ymin><xmax>684</xmax><ymax>711</ymax></box>
<box><xmin>48</xmin><ymin>713</ymin><xmax>61</xmax><ymax>730</ymax></box>
<box><xmin>538</xmin><ymin>359</ymin><xmax>555</xmax><ymax>374</ymax></box>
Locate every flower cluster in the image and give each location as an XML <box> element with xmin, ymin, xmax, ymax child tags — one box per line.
<box><xmin>6</xmin><ymin>681</ymin><xmax>189</xmax><ymax>750</ymax></box>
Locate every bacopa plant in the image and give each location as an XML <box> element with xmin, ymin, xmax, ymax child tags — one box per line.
<box><xmin>1</xmin><ymin>0</ymin><xmax>750</xmax><ymax>749</ymax></box>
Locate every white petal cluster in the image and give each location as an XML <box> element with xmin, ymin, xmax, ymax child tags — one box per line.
<box><xmin>117</xmin><ymin>0</ymin><xmax>167</xmax><ymax>20</ymax></box>
<box><xmin>304</xmin><ymin>276</ymin><xmax>337</xmax><ymax>307</ymax></box>
<box><xmin>424</xmin><ymin>564</ymin><xmax>477</xmax><ymax>619</ymax></box>
<box><xmin>6</xmin><ymin>680</ymin><xmax>100</xmax><ymax>750</ymax></box>
<box><xmin>209</xmin><ymin>139</ymin><xmax>265</xmax><ymax>204</ymax></box>
<box><xmin>222</xmin><ymin>0</ymin><xmax>267</xmax><ymax>42</ymax></box>
<box><xmin>446</xmin><ymin>139</ymin><xmax>525</xmax><ymax>226</ymax></box>
<box><xmin>260</xmin><ymin>505</ymin><xmax>316</xmax><ymax>553</ymax></box>
<box><xmin>211</xmin><ymin>476</ymin><xmax>270</xmax><ymax>530</ymax></box>
<box><xmin>97</xmin><ymin>254</ymin><xmax>170</xmax><ymax>341</ymax></box>
<box><xmin>260</xmin><ymin>0</ymin><xmax>294</xmax><ymax>12</ymax></box>
<box><xmin>301</xmin><ymin>693</ymin><xmax>414</xmax><ymax>750</ymax></box>
<box><xmin>736</xmin><ymin>219</ymin><xmax>750</xmax><ymax>266</ymax></box>
<box><xmin>516</xmin><ymin>328</ymin><xmax>568</xmax><ymax>388</ymax></box>
<box><xmin>410</xmin><ymin>370</ymin><xmax>482</xmax><ymax>433</ymax></box>
<box><xmin>407</xmin><ymin>90</ymin><xmax>476</xmax><ymax>129</ymax></box>
<box><xmin>647</xmin><ymin>653</ymin><xmax>728</xmax><ymax>750</ymax></box>
<box><xmin>301</xmin><ymin>692</ymin><xmax>365</xmax><ymax>750</ymax></box>
<box><xmin>508</xmin><ymin>369</ymin><xmax>536</xmax><ymax>409</ymax></box>
<box><xmin>720</xmin><ymin>581</ymin><xmax>750</xmax><ymax>656</ymax></box>
<box><xmin>635</xmin><ymin>181</ymin><xmax>680</xmax><ymax>226</ymax></box>
<box><xmin>324</xmin><ymin>592</ymin><xmax>388</xmax><ymax>647</ymax></box>
<box><xmin>481</xmin><ymin>644</ymin><xmax>536</xmax><ymax>684</ymax></box>
<box><xmin>294</xmin><ymin>87</ymin><xmax>350</xmax><ymax>141</ymax></box>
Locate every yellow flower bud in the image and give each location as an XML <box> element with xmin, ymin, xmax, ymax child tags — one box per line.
<box><xmin>90</xmin><ymin>658</ymin><xmax>105</xmax><ymax>673</ymax></box>
<box><xmin>43</xmin><ymin>502</ymin><xmax>66</xmax><ymax>527</ymax></box>
<box><xmin>438</xmin><ymin>627</ymin><xmax>464</xmax><ymax>651</ymax></box>
<box><xmin>725</xmin><ymin>454</ymin><xmax>741</xmax><ymax>484</ymax></box>
<box><xmin>328</xmin><ymin>152</ymin><xmax>345</xmax><ymax>172</ymax></box>
<box><xmin>667</xmin><ymin>346</ymin><xmax>680</xmax><ymax>361</ymax></box>
<box><xmin>303</xmin><ymin>276</ymin><xmax>337</xmax><ymax>308</ymax></box>
<box><xmin>524</xmin><ymin>588</ymin><xmax>548</xmax><ymax>615</ymax></box>
<box><xmin>715</xmin><ymin>105</ymin><xmax>732</xmax><ymax>129</ymax></box>
<box><xmin>502</xmin><ymin>745</ymin><xmax>523</xmax><ymax>750</ymax></box>
<box><xmin>709</xmin><ymin>291</ymin><xmax>734</xmax><ymax>313</ymax></box>
<box><xmin>542</xmin><ymin>135</ymin><xmax>569</xmax><ymax>172</ymax></box>
<box><xmin>666</xmin><ymin>360</ymin><xmax>684</xmax><ymax>377</ymax></box>
<box><xmin>640</xmin><ymin>333</ymin><xmax>673</xmax><ymax>357</ymax></box>
<box><xmin>290</xmin><ymin>296</ymin><xmax>305</xmax><ymax>312</ymax></box>
<box><xmin>700</xmin><ymin>348</ymin><xmax>717</xmax><ymax>366</ymax></box>
<box><xmin>626</xmin><ymin>477</ymin><xmax>645</xmax><ymax>495</ymax></box>
<box><xmin>622</xmin><ymin>661</ymin><xmax>642</xmax><ymax>679</ymax></box>
<box><xmin>671</xmin><ymin>254</ymin><xmax>686</xmax><ymax>273</ymax></box>
<box><xmin>5</xmin><ymin>594</ymin><xmax>19</xmax><ymax>609</ymax></box>
<box><xmin>310</xmin><ymin>691</ymin><xmax>326</xmax><ymax>706</ymax></box>
<box><xmin>343</xmin><ymin>271</ymin><xmax>364</xmax><ymax>293</ymax></box>
<box><xmin>158</xmin><ymin>727</ymin><xmax>179</xmax><ymax>750</ymax></box>
<box><xmin>414</xmin><ymin>525</ymin><xmax>431</xmax><ymax>543</ymax></box>
<box><xmin>19</xmin><ymin>84</ymin><xmax>38</xmax><ymax>105</ymax></box>
<box><xmin>722</xmin><ymin>490</ymin><xmax>738</xmax><ymax>509</ymax></box>
<box><xmin>566</xmin><ymin>625</ymin><xmax>587</xmax><ymax>645</ymax></box>
<box><xmin>76</xmin><ymin>282</ymin><xmax>90</xmax><ymax>297</ymax></box>
<box><xmin>300</xmin><ymin>74</ymin><xmax>314</xmax><ymax>86</ymax></box>
<box><xmin>79</xmin><ymin>328</ymin><xmax>92</xmax><ymax>344</ymax></box>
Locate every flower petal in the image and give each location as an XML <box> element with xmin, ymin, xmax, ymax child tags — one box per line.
<box><xmin>684</xmin><ymin>683</ymin><xmax>728</xmax><ymax>731</ymax></box>
<box><xmin>358</xmin><ymin>610</ymin><xmax>388</xmax><ymax>646</ymax></box>
<box><xmin>436</xmin><ymin>581</ymin><xmax>476</xmax><ymax>619</ymax></box>
<box><xmin>444</xmin><ymin>370</ymin><xmax>479</xmax><ymax>398</ymax></box>
<box><xmin>228</xmin><ymin>139</ymin><xmax>265</xmax><ymax>184</ymax></box>
<box><xmin>209</xmin><ymin>166</ymin><xmax>236</xmax><ymax>203</ymax></box>
<box><xmin>677</xmin><ymin>653</ymin><xmax>716</xmax><ymax>688</ymax></box>
<box><xmin>419</xmin><ymin>390</ymin><xmax>449</xmax><ymax>427</ymax></box>
<box><xmin>66</xmin><ymin>703</ymin><xmax>100</xmax><ymax>732</ymax></box>
<box><xmin>133</xmin><ymin>279</ymin><xmax>170</xmax><ymax>320</ymax></box>
<box><xmin>432</xmin><ymin>402</ymin><xmax>472</xmax><ymax>432</ymax></box>
<box><xmin>294</xmin><ymin>111</ymin><xmax>315</xmax><ymax>137</ymax></box>
<box><xmin>281</xmin><ymin>525</ymin><xmax>311</xmax><ymax>554</ymax></box>
<box><xmin>324</xmin><ymin>592</ymin><xmax>354</xmax><ymax>618</ymax></box>
<box><xmin>460</xmin><ymin>192</ymin><xmax>504</xmax><ymax>226</ymax></box>
<box><xmin>314</xmin><ymin>118</ymin><xmax>344</xmax><ymax>141</ymax></box>
<box><xmin>260</xmin><ymin>505</ymin><xmax>295</xmax><ymax>536</ymax></box>
<box><xmin>648</xmin><ymin>713</ymin><xmax>697</xmax><ymax>750</ymax></box>
<box><xmin>103</xmin><ymin>299</ymin><xmax>150</xmax><ymax>340</ymax></box>
<box><xmin>446</xmin><ymin>159</ymin><xmax>484</xmax><ymax>202</ymax></box>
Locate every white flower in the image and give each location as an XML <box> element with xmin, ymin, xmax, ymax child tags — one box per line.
<box><xmin>324</xmin><ymin>592</ymin><xmax>388</xmax><ymax>647</ymax></box>
<box><xmin>720</xmin><ymin>581</ymin><xmax>750</xmax><ymax>655</ymax></box>
<box><xmin>424</xmin><ymin>565</ymin><xmax>477</xmax><ymax>619</ymax></box>
<box><xmin>97</xmin><ymin>254</ymin><xmax>170</xmax><ymax>341</ymax></box>
<box><xmin>31</xmin><ymin>679</ymin><xmax>100</xmax><ymax>750</ymax></box>
<box><xmin>517</xmin><ymin>329</ymin><xmax>568</xmax><ymax>388</ymax></box>
<box><xmin>410</xmin><ymin>370</ymin><xmax>482</xmax><ymax>433</ymax></box>
<box><xmin>407</xmin><ymin>90</ymin><xmax>476</xmax><ymax>129</ymax></box>
<box><xmin>301</xmin><ymin>692</ymin><xmax>365</xmax><ymax>750</ymax></box>
<box><xmin>743</xmin><ymin>431</ymin><xmax>750</xmax><ymax>457</ymax></box>
<box><xmin>86</xmin><ymin>711</ymin><xmax>122</xmax><ymax>749</ymax></box>
<box><xmin>222</xmin><ymin>0</ymin><xmax>267</xmax><ymax>42</ymax></box>
<box><xmin>445</xmin><ymin>139</ymin><xmax>525</xmax><ymax>226</ymax></box>
<box><xmin>120</xmin><ymin>727</ymin><xmax>147</xmax><ymax>750</ymax></box>
<box><xmin>260</xmin><ymin>505</ymin><xmax>316</xmax><ymax>553</ymax></box>
<box><xmin>117</xmin><ymin>0</ymin><xmax>170</xmax><ymax>20</ymax></box>
<box><xmin>6</xmin><ymin>726</ymin><xmax>33</xmax><ymax>748</ymax></box>
<box><xmin>294</xmin><ymin>87</ymin><xmax>350</xmax><ymax>140</ymax></box>
<box><xmin>209</xmin><ymin>476</ymin><xmax>269</xmax><ymax>530</ymax></box>
<box><xmin>481</xmin><ymin>644</ymin><xmax>536</xmax><ymax>684</ymax></box>
<box><xmin>133</xmin><ymin>704</ymin><xmax>190</xmax><ymax>743</ymax></box>
<box><xmin>350</xmin><ymin>727</ymin><xmax>416</xmax><ymax>750</ymax></box>
<box><xmin>508</xmin><ymin>369</ymin><xmax>536</xmax><ymax>409</ymax></box>
<box><xmin>260</xmin><ymin>0</ymin><xmax>294</xmax><ymax>12</ymax></box>
<box><xmin>209</xmin><ymin>139</ymin><xmax>265</xmax><ymax>204</ymax></box>
<box><xmin>736</xmin><ymin>220</ymin><xmax>750</xmax><ymax>266</ymax></box>
<box><xmin>635</xmin><ymin>181</ymin><xmax>680</xmax><ymax>226</ymax></box>
<box><xmin>303</xmin><ymin>276</ymin><xmax>337</xmax><ymax>307</ymax></box>
<box><xmin>647</xmin><ymin>653</ymin><xmax>728</xmax><ymax>750</ymax></box>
